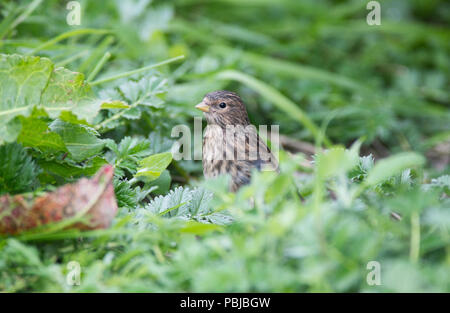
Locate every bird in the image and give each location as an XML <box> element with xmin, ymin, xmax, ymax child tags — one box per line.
<box><xmin>196</xmin><ymin>90</ymin><xmax>278</xmax><ymax>192</ymax></box>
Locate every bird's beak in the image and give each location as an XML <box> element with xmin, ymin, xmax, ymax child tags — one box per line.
<box><xmin>195</xmin><ymin>102</ymin><xmax>209</xmax><ymax>112</ymax></box>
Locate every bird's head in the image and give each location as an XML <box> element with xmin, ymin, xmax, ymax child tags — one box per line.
<box><xmin>196</xmin><ymin>90</ymin><xmax>250</xmax><ymax>128</ymax></box>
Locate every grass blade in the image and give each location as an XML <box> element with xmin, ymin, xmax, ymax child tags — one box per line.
<box><xmin>216</xmin><ymin>69</ymin><xmax>331</xmax><ymax>146</ymax></box>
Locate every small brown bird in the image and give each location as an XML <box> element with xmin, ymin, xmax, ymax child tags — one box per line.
<box><xmin>196</xmin><ymin>90</ymin><xmax>278</xmax><ymax>191</ymax></box>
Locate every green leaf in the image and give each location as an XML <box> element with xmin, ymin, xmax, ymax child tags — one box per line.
<box><xmin>49</xmin><ymin>120</ymin><xmax>105</xmax><ymax>162</ymax></box>
<box><xmin>106</xmin><ymin>136</ymin><xmax>152</xmax><ymax>178</ymax></box>
<box><xmin>119</xmin><ymin>76</ymin><xmax>167</xmax><ymax>105</ymax></box>
<box><xmin>143</xmin><ymin>186</ymin><xmax>228</xmax><ymax>225</ymax></box>
<box><xmin>187</xmin><ymin>187</ymin><xmax>214</xmax><ymax>216</ymax></box>
<box><xmin>94</xmin><ymin>76</ymin><xmax>168</xmax><ymax>131</ymax></box>
<box><xmin>100</xmin><ymin>101</ymin><xmax>129</xmax><ymax>109</ymax></box>
<box><xmin>135</xmin><ymin>152</ymin><xmax>172</xmax><ymax>181</ymax></box>
<box><xmin>114</xmin><ymin>179</ymin><xmax>137</xmax><ymax>209</ymax></box>
<box><xmin>364</xmin><ymin>152</ymin><xmax>425</xmax><ymax>187</ymax></box>
<box><xmin>38</xmin><ymin>156</ymin><xmax>108</xmax><ymax>180</ymax></box>
<box><xmin>145</xmin><ymin>186</ymin><xmax>192</xmax><ymax>216</ymax></box>
<box><xmin>144</xmin><ymin>169</ymin><xmax>172</xmax><ymax>195</ymax></box>
<box><xmin>180</xmin><ymin>221</ymin><xmax>223</xmax><ymax>235</ymax></box>
<box><xmin>428</xmin><ymin>175</ymin><xmax>450</xmax><ymax>195</ymax></box>
<box><xmin>0</xmin><ymin>143</ymin><xmax>40</xmax><ymax>195</ymax></box>
<box><xmin>39</xmin><ymin>67</ymin><xmax>99</xmax><ymax>121</ymax></box>
<box><xmin>0</xmin><ymin>55</ymin><xmax>51</xmax><ymax>125</ymax></box>
<box><xmin>0</xmin><ymin>117</ymin><xmax>22</xmax><ymax>145</ymax></box>
<box><xmin>0</xmin><ymin>54</ymin><xmax>107</xmax><ymax>142</ymax></box>
<box><xmin>17</xmin><ymin>117</ymin><xmax>66</xmax><ymax>154</ymax></box>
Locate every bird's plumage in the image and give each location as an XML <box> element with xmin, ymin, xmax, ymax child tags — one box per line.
<box><xmin>198</xmin><ymin>90</ymin><xmax>278</xmax><ymax>191</ymax></box>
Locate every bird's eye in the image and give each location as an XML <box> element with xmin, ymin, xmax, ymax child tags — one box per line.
<box><xmin>219</xmin><ymin>102</ymin><xmax>227</xmax><ymax>109</ymax></box>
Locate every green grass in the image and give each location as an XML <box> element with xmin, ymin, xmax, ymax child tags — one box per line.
<box><xmin>0</xmin><ymin>0</ymin><xmax>449</xmax><ymax>292</ymax></box>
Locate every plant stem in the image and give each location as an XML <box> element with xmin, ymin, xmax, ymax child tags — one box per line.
<box><xmin>410</xmin><ymin>212</ymin><xmax>420</xmax><ymax>263</ymax></box>
<box><xmin>90</xmin><ymin>55</ymin><xmax>185</xmax><ymax>86</ymax></box>
<box><xmin>94</xmin><ymin>100</ymin><xmax>139</xmax><ymax>131</ymax></box>
<box><xmin>28</xmin><ymin>28</ymin><xmax>111</xmax><ymax>55</ymax></box>
<box><xmin>55</xmin><ymin>50</ymin><xmax>89</xmax><ymax>67</ymax></box>
<box><xmin>216</xmin><ymin>69</ymin><xmax>331</xmax><ymax>147</ymax></box>
<box><xmin>87</xmin><ymin>51</ymin><xmax>111</xmax><ymax>82</ymax></box>
<box><xmin>0</xmin><ymin>0</ymin><xmax>43</xmax><ymax>40</ymax></box>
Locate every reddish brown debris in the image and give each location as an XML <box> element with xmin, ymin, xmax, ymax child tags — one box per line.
<box><xmin>0</xmin><ymin>165</ymin><xmax>118</xmax><ymax>235</ymax></box>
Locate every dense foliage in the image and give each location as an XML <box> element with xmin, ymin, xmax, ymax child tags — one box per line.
<box><xmin>0</xmin><ymin>0</ymin><xmax>448</xmax><ymax>292</ymax></box>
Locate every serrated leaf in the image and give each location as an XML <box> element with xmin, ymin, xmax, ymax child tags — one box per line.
<box><xmin>106</xmin><ymin>136</ymin><xmax>152</xmax><ymax>178</ymax></box>
<box><xmin>0</xmin><ymin>143</ymin><xmax>40</xmax><ymax>195</ymax></box>
<box><xmin>200</xmin><ymin>213</ymin><xmax>233</xmax><ymax>225</ymax></box>
<box><xmin>143</xmin><ymin>186</ymin><xmax>228</xmax><ymax>225</ymax></box>
<box><xmin>135</xmin><ymin>152</ymin><xmax>172</xmax><ymax>181</ymax></box>
<box><xmin>188</xmin><ymin>187</ymin><xmax>213</xmax><ymax>215</ymax></box>
<box><xmin>114</xmin><ymin>178</ymin><xmax>137</xmax><ymax>209</ymax></box>
<box><xmin>119</xmin><ymin>76</ymin><xmax>167</xmax><ymax>104</ymax></box>
<box><xmin>122</xmin><ymin>107</ymin><xmax>141</xmax><ymax>120</ymax></box>
<box><xmin>146</xmin><ymin>186</ymin><xmax>191</xmax><ymax>216</ymax></box>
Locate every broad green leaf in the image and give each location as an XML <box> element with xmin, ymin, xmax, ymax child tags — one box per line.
<box><xmin>49</xmin><ymin>120</ymin><xmax>105</xmax><ymax>162</ymax></box>
<box><xmin>0</xmin><ymin>54</ymin><xmax>51</xmax><ymax>125</ymax></box>
<box><xmin>0</xmin><ymin>54</ymin><xmax>105</xmax><ymax>142</ymax></box>
<box><xmin>144</xmin><ymin>169</ymin><xmax>172</xmax><ymax>195</ymax></box>
<box><xmin>135</xmin><ymin>152</ymin><xmax>172</xmax><ymax>181</ymax></box>
<box><xmin>17</xmin><ymin>117</ymin><xmax>66</xmax><ymax>154</ymax></box>
<box><xmin>38</xmin><ymin>156</ymin><xmax>108</xmax><ymax>179</ymax></box>
<box><xmin>364</xmin><ymin>152</ymin><xmax>425</xmax><ymax>187</ymax></box>
<box><xmin>39</xmin><ymin>67</ymin><xmax>99</xmax><ymax>120</ymax></box>
<box><xmin>0</xmin><ymin>117</ymin><xmax>21</xmax><ymax>144</ymax></box>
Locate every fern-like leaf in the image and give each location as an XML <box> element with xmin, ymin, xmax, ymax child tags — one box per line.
<box><xmin>142</xmin><ymin>186</ymin><xmax>233</xmax><ymax>225</ymax></box>
<box><xmin>0</xmin><ymin>143</ymin><xmax>40</xmax><ymax>195</ymax></box>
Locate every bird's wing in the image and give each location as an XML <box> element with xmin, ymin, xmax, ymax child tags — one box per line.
<box><xmin>244</xmin><ymin>126</ymin><xmax>279</xmax><ymax>172</ymax></box>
